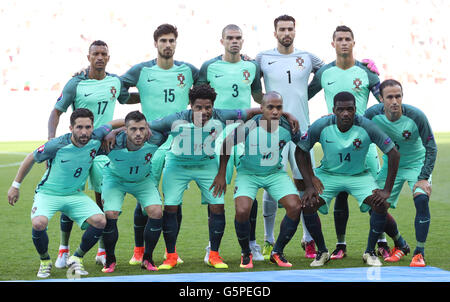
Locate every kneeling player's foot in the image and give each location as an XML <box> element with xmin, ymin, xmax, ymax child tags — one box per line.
<box><xmin>311</xmin><ymin>250</ymin><xmax>330</xmax><ymax>267</ymax></box>
<box><xmin>270</xmin><ymin>252</ymin><xmax>292</xmax><ymax>268</ymax></box>
<box><xmin>141</xmin><ymin>259</ymin><xmax>158</xmax><ymax>271</ymax></box>
<box><xmin>67</xmin><ymin>255</ymin><xmax>89</xmax><ymax>275</ymax></box>
<box><xmin>165</xmin><ymin>247</ymin><xmax>184</xmax><ymax>264</ymax></box>
<box><xmin>410</xmin><ymin>253</ymin><xmax>426</xmax><ymax>267</ymax></box>
<box><xmin>363</xmin><ymin>251</ymin><xmax>382</xmax><ymax>266</ymax></box>
<box><xmin>95</xmin><ymin>250</ymin><xmax>106</xmax><ymax>266</ymax></box>
<box><xmin>330</xmin><ymin>244</ymin><xmax>347</xmax><ymax>260</ymax></box>
<box><xmin>55</xmin><ymin>249</ymin><xmax>69</xmax><ymax>268</ymax></box>
<box><xmin>376</xmin><ymin>242</ymin><xmax>391</xmax><ymax>259</ymax></box>
<box><xmin>262</xmin><ymin>241</ymin><xmax>273</xmax><ymax>260</ymax></box>
<box><xmin>240</xmin><ymin>253</ymin><xmax>253</xmax><ymax>269</ymax></box>
<box><xmin>158</xmin><ymin>252</ymin><xmax>178</xmax><ymax>270</ymax></box>
<box><xmin>129</xmin><ymin>246</ymin><xmax>144</xmax><ymax>265</ymax></box>
<box><xmin>385</xmin><ymin>244</ymin><xmax>410</xmax><ymax>262</ymax></box>
<box><xmin>102</xmin><ymin>262</ymin><xmax>116</xmax><ymax>273</ymax></box>
<box><xmin>37</xmin><ymin>260</ymin><xmax>52</xmax><ymax>278</ymax></box>
<box><xmin>250</xmin><ymin>243</ymin><xmax>264</xmax><ymax>261</ymax></box>
<box><xmin>301</xmin><ymin>239</ymin><xmax>317</xmax><ymax>259</ymax></box>
<box><xmin>208</xmin><ymin>251</ymin><xmax>228</xmax><ymax>269</ymax></box>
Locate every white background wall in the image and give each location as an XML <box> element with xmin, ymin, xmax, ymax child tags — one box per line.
<box><xmin>1</xmin><ymin>0</ymin><xmax>449</xmax><ymax>141</ymax></box>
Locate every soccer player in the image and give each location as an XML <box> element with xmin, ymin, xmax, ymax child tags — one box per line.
<box><xmin>121</xmin><ymin>24</ymin><xmax>199</xmax><ymax>265</ymax></box>
<box><xmin>211</xmin><ymin>92</ymin><xmax>305</xmax><ymax>268</ymax></box>
<box><xmin>365</xmin><ymin>79</ymin><xmax>437</xmax><ymax>267</ymax></box>
<box><xmin>100</xmin><ymin>111</ymin><xmax>168</xmax><ymax>273</ymax></box>
<box><xmin>296</xmin><ymin>91</ymin><xmax>402</xmax><ymax>267</ymax></box>
<box><xmin>48</xmin><ymin>40</ymin><xmax>131</xmax><ymax>268</ymax></box>
<box><xmin>197</xmin><ymin>24</ymin><xmax>264</xmax><ymax>261</ymax></box>
<box><xmin>8</xmin><ymin>108</ymin><xmax>123</xmax><ymax>278</ymax></box>
<box><xmin>307</xmin><ymin>25</ymin><xmax>385</xmax><ymax>259</ymax></box>
<box><xmin>256</xmin><ymin>14</ymin><xmax>325</xmax><ymax>259</ymax></box>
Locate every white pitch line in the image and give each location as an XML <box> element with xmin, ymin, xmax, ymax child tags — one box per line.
<box><xmin>0</xmin><ymin>152</ymin><xmax>28</xmax><ymax>168</ymax></box>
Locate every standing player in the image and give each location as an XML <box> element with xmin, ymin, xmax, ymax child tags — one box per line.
<box><xmin>211</xmin><ymin>92</ymin><xmax>305</xmax><ymax>268</ymax></box>
<box><xmin>8</xmin><ymin>108</ymin><xmax>123</xmax><ymax>278</ymax></box>
<box><xmin>48</xmin><ymin>40</ymin><xmax>131</xmax><ymax>268</ymax></box>
<box><xmin>100</xmin><ymin>111</ymin><xmax>168</xmax><ymax>273</ymax></box>
<box><xmin>121</xmin><ymin>24</ymin><xmax>199</xmax><ymax>265</ymax></box>
<box><xmin>307</xmin><ymin>25</ymin><xmax>385</xmax><ymax>259</ymax></box>
<box><xmin>296</xmin><ymin>92</ymin><xmax>402</xmax><ymax>267</ymax></box>
<box><xmin>256</xmin><ymin>15</ymin><xmax>325</xmax><ymax>259</ymax></box>
<box><xmin>365</xmin><ymin>79</ymin><xmax>437</xmax><ymax>267</ymax></box>
<box><xmin>197</xmin><ymin>24</ymin><xmax>264</xmax><ymax>261</ymax></box>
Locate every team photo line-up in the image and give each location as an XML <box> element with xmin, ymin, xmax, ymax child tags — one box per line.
<box><xmin>7</xmin><ymin>15</ymin><xmax>436</xmax><ymax>278</ymax></box>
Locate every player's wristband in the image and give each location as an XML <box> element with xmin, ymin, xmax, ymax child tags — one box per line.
<box><xmin>12</xmin><ymin>181</ymin><xmax>21</xmax><ymax>189</ymax></box>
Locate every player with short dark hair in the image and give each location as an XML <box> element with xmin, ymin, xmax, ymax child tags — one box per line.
<box><xmin>308</xmin><ymin>25</ymin><xmax>385</xmax><ymax>260</ymax></box>
<box><xmin>8</xmin><ymin>109</ymin><xmax>123</xmax><ymax>278</ymax></box>
<box><xmin>100</xmin><ymin>110</ymin><xmax>168</xmax><ymax>273</ymax></box>
<box><xmin>256</xmin><ymin>14</ymin><xmax>326</xmax><ymax>260</ymax></box>
<box><xmin>197</xmin><ymin>24</ymin><xmax>265</xmax><ymax>262</ymax></box>
<box><xmin>121</xmin><ymin>23</ymin><xmax>199</xmax><ymax>265</ymax></box>
<box><xmin>296</xmin><ymin>91</ymin><xmax>403</xmax><ymax>267</ymax></box>
<box><xmin>365</xmin><ymin>79</ymin><xmax>437</xmax><ymax>267</ymax></box>
<box><xmin>49</xmin><ymin>40</ymin><xmax>132</xmax><ymax>268</ymax></box>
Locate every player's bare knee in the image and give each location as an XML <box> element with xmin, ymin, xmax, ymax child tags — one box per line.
<box><xmin>88</xmin><ymin>214</ymin><xmax>106</xmax><ymax>229</ymax></box>
<box><xmin>105</xmin><ymin>211</ymin><xmax>119</xmax><ymax>220</ymax></box>
<box><xmin>209</xmin><ymin>204</ymin><xmax>225</xmax><ymax>215</ymax></box>
<box><xmin>145</xmin><ymin>205</ymin><xmax>163</xmax><ymax>219</ymax></box>
<box><xmin>32</xmin><ymin>216</ymin><xmax>48</xmax><ymax>231</ymax></box>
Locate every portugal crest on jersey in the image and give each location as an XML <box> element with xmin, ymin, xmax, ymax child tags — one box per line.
<box><xmin>279</xmin><ymin>140</ymin><xmax>287</xmax><ymax>150</ymax></box>
<box><xmin>242</xmin><ymin>70</ymin><xmax>250</xmax><ymax>84</ymax></box>
<box><xmin>402</xmin><ymin>130</ymin><xmax>411</xmax><ymax>140</ymax></box>
<box><xmin>353</xmin><ymin>78</ymin><xmax>363</xmax><ymax>92</ymax></box>
<box><xmin>296</xmin><ymin>56</ymin><xmax>305</xmax><ymax>70</ymax></box>
<box><xmin>177</xmin><ymin>73</ymin><xmax>186</xmax><ymax>88</ymax></box>
<box><xmin>90</xmin><ymin>149</ymin><xmax>97</xmax><ymax>160</ymax></box>
<box><xmin>145</xmin><ymin>153</ymin><xmax>152</xmax><ymax>163</ymax></box>
<box><xmin>353</xmin><ymin>138</ymin><xmax>362</xmax><ymax>150</ymax></box>
<box><xmin>110</xmin><ymin>86</ymin><xmax>117</xmax><ymax>101</ymax></box>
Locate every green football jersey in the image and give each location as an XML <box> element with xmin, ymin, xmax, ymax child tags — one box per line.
<box><xmin>365</xmin><ymin>103</ymin><xmax>437</xmax><ymax>180</ymax></box>
<box><xmin>308</xmin><ymin>60</ymin><xmax>380</xmax><ymax>115</ymax></box>
<box><xmin>237</xmin><ymin>115</ymin><xmax>300</xmax><ymax>175</ymax></box>
<box><xmin>197</xmin><ymin>56</ymin><xmax>262</xmax><ymax>110</ymax></box>
<box><xmin>102</xmin><ymin>131</ymin><xmax>167</xmax><ymax>182</ymax></box>
<box><xmin>297</xmin><ymin>115</ymin><xmax>394</xmax><ymax>175</ymax></box>
<box><xmin>33</xmin><ymin>125</ymin><xmax>112</xmax><ymax>195</ymax></box>
<box><xmin>121</xmin><ymin>59</ymin><xmax>199</xmax><ymax>121</ymax></box>
<box><xmin>55</xmin><ymin>73</ymin><xmax>129</xmax><ymax>128</ymax></box>
<box><xmin>149</xmin><ymin>108</ymin><xmax>247</xmax><ymax>165</ymax></box>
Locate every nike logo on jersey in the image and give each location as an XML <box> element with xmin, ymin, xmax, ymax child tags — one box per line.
<box><xmin>114</xmin><ymin>159</ymin><xmax>125</xmax><ymax>161</ymax></box>
<box><xmin>327</xmin><ymin>81</ymin><xmax>336</xmax><ymax>85</ymax></box>
<box><xmin>215</xmin><ymin>74</ymin><xmax>224</xmax><ymax>78</ymax></box>
<box><xmin>147</xmin><ymin>78</ymin><xmax>156</xmax><ymax>82</ymax></box>
<box><xmin>61</xmin><ymin>160</ymin><xmax>70</xmax><ymax>163</ymax></box>
<box><xmin>84</xmin><ymin>93</ymin><xmax>93</xmax><ymax>97</ymax></box>
<box><xmin>325</xmin><ymin>139</ymin><xmax>335</xmax><ymax>143</ymax></box>
<box><xmin>268</xmin><ymin>61</ymin><xmax>277</xmax><ymax>65</ymax></box>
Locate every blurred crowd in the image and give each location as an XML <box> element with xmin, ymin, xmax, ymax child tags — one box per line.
<box><xmin>1</xmin><ymin>0</ymin><xmax>447</xmax><ymax>92</ymax></box>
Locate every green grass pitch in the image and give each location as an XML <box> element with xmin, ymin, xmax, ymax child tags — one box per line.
<box><xmin>0</xmin><ymin>133</ymin><xmax>449</xmax><ymax>281</ymax></box>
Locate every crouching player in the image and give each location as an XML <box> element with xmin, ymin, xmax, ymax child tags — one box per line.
<box><xmin>100</xmin><ymin>111</ymin><xmax>168</xmax><ymax>272</ymax></box>
<box><xmin>211</xmin><ymin>91</ymin><xmax>303</xmax><ymax>268</ymax></box>
<box><xmin>7</xmin><ymin>108</ymin><xmax>123</xmax><ymax>278</ymax></box>
<box><xmin>365</xmin><ymin>79</ymin><xmax>437</xmax><ymax>267</ymax></box>
<box><xmin>295</xmin><ymin>91</ymin><xmax>403</xmax><ymax>267</ymax></box>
